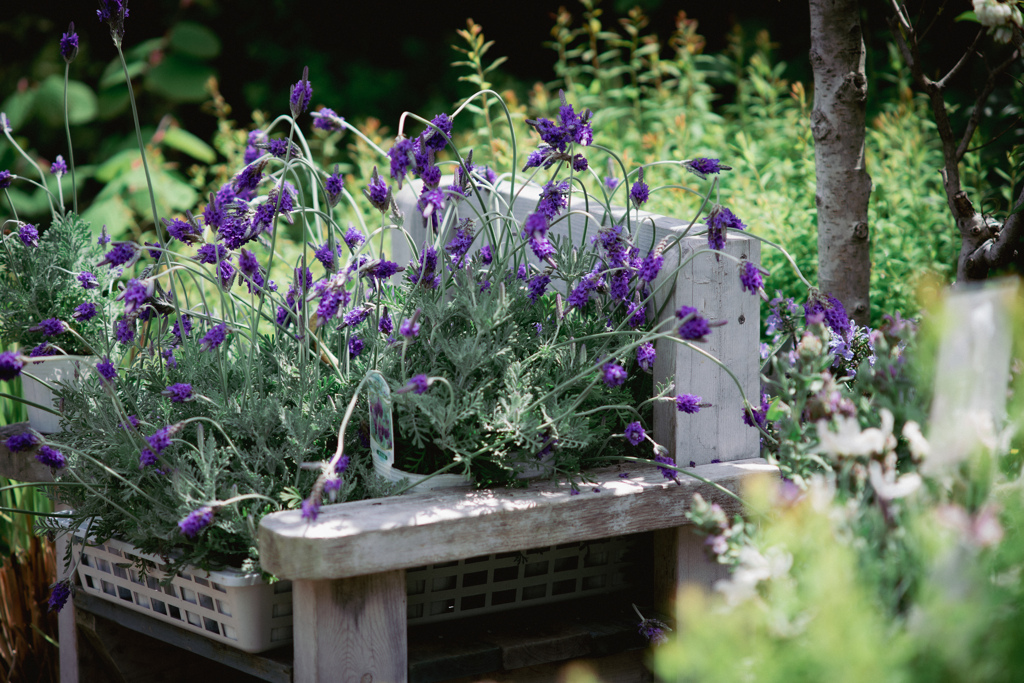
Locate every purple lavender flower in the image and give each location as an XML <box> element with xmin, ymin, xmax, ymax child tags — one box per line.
<box><xmin>522</xmin><ymin>212</ymin><xmax>547</xmax><ymax>240</ymax></box>
<box><xmin>638</xmin><ymin>616</ymin><xmax>671</xmax><ymax>645</ymax></box>
<box><xmin>199</xmin><ymin>323</ymin><xmax>229</xmax><ymax>351</ymax></box>
<box><xmin>676</xmin><ymin>306</ymin><xmax>711</xmax><ymax>342</ymax></box>
<box><xmin>121</xmin><ymin>278</ymin><xmax>151</xmax><ymax>316</ymax></box>
<box><xmin>36</xmin><ymin>446</ymin><xmax>66</xmax><ymax>469</ymax></box>
<box><xmin>638</xmin><ymin>252</ymin><xmax>663</xmax><ymax>283</ymax></box>
<box><xmin>630</xmin><ymin>168</ymin><xmax>649</xmax><ymax>207</ymax></box>
<box><xmin>399</xmin><ymin>317</ymin><xmax>420</xmax><ymax>338</ymax></box>
<box><xmin>804</xmin><ymin>294</ymin><xmax>851</xmax><ymax>338</ymax></box>
<box><xmin>572</xmin><ymin>154</ymin><xmax>589</xmax><ymax>172</ymax></box>
<box><xmin>343</xmin><ymin>226</ymin><xmax>365</xmax><ymax>251</ymax></box>
<box><xmin>146</xmin><ymin>425</ymin><xmax>176</xmax><ymax>454</ymax></box>
<box><xmin>60</xmin><ymin>23</ymin><xmax>79</xmax><ymax>63</ymax></box>
<box><xmin>139</xmin><ymin>448</ymin><xmax>158</xmax><ymax>468</ymax></box>
<box><xmin>6</xmin><ymin>432</ymin><xmax>39</xmax><ymax>452</ymax></box>
<box><xmin>529</xmin><ymin>237</ymin><xmax>556</xmax><ymax>261</ymax></box>
<box><xmin>740</xmin><ymin>261</ymin><xmax>763</xmax><ymax>294</ymax></box>
<box><xmin>705</xmin><ymin>205</ymin><xmax>746</xmax><ymax>251</ymax></box>
<box><xmin>172</xmin><ymin>314</ymin><xmax>193</xmax><ymax>341</ymax></box>
<box><xmin>29</xmin><ymin>344</ymin><xmax>54</xmax><ymax>359</ymax></box>
<box><xmin>604</xmin><ymin>176</ymin><xmax>620</xmax><ymax>191</ymax></box>
<box><xmin>96</xmin><ymin>357</ymin><xmax>116</xmax><ymax>382</ymax></box>
<box><xmin>399</xmin><ymin>374</ymin><xmax>430</xmax><ymax>395</ymax></box>
<box><xmin>636</xmin><ymin>343</ymin><xmax>656</xmax><ymax>372</ymax></box>
<box><xmin>654</xmin><ymin>454</ymin><xmax>679</xmax><ymax>483</ymax></box>
<box><xmin>348</xmin><ymin>337</ymin><xmax>364</xmax><ymax>357</ymax></box>
<box><xmin>676</xmin><ymin>394</ymin><xmax>703</xmax><ymax>414</ymax></box>
<box><xmin>379</xmin><ymin>309</ymin><xmax>394</xmax><ymax>336</ymax></box>
<box><xmin>196</xmin><ymin>243</ymin><xmax>228</xmax><ymax>265</ymax></box>
<box><xmin>424</xmin><ymin>112</ymin><xmax>453</xmax><ymax>152</ymax></box>
<box><xmin>48</xmin><ymin>581</ymin><xmax>71</xmax><ymax>613</ymax></box>
<box><xmin>602</xmin><ymin>362</ymin><xmax>627</xmax><ymax>387</ymax></box>
<box><xmin>32</xmin><ymin>318</ymin><xmax>66</xmax><ymax>337</ymax></box>
<box><xmin>312</xmin><ymin>107</ymin><xmax>343</xmax><ymax>131</ymax></box>
<box><xmin>163</xmin><ymin>383</ymin><xmax>193</xmax><ymax>403</ymax></box>
<box><xmin>289</xmin><ymin>67</ymin><xmax>313</xmax><ymax>118</ymax></box>
<box><xmin>343</xmin><ymin>308</ymin><xmax>369</xmax><ymax>328</ymax></box>
<box><xmin>527</xmin><ymin>274</ymin><xmax>551</xmax><ymax>304</ymax></box>
<box><xmin>388</xmin><ymin>138</ymin><xmax>414</xmax><ymax>185</ymax></box>
<box><xmin>684</xmin><ymin>157</ymin><xmax>730</xmax><ymax>179</ymax></box>
<box><xmin>301</xmin><ymin>497</ymin><xmax>321</xmax><ymax>521</ymax></box>
<box><xmin>537</xmin><ymin>180</ymin><xmax>569</xmax><ymax>220</ymax></box>
<box><xmin>163</xmin><ymin>349</ymin><xmax>176</xmax><ymax>368</ymax></box>
<box><xmin>99</xmin><ymin>242</ymin><xmax>139</xmax><ymax>269</ymax></box>
<box><xmin>18</xmin><ymin>224</ymin><xmax>38</xmax><ymax>247</ymax></box>
<box><xmin>325</xmin><ymin>168</ymin><xmax>344</xmax><ymax>207</ymax></box>
<box><xmin>234</xmin><ymin>160</ymin><xmax>267</xmax><ymax>195</ymax></box>
<box><xmin>165</xmin><ymin>217</ymin><xmax>201</xmax><ymax>244</ymax></box>
<box><xmin>50</xmin><ymin>156</ymin><xmax>68</xmax><ymax>176</ymax></box>
<box><xmin>366</xmin><ymin>172</ymin><xmax>389</xmax><ymax>211</ymax></box>
<box><xmin>742</xmin><ymin>392</ymin><xmax>771</xmax><ymax>431</ymax></box>
<box><xmin>115</xmin><ymin>318</ymin><xmax>135</xmax><ymax>344</ymax></box>
<box><xmin>313</xmin><ymin>242</ymin><xmax>339</xmax><ymax>272</ymax></box>
<box><xmin>178</xmin><ymin>506</ymin><xmax>214</xmax><ymax>538</ymax></box>
<box><xmin>77</xmin><ymin>271</ymin><xmax>98</xmax><ymax>290</ymax></box>
<box><xmin>96</xmin><ymin>0</ymin><xmax>129</xmax><ymax>44</ymax></box>
<box><xmin>627</xmin><ymin>302</ymin><xmax>647</xmax><ymax>329</ymax></box>
<box><xmin>480</xmin><ymin>245</ymin><xmax>493</xmax><ymax>265</ymax></box>
<box><xmin>624</xmin><ymin>421</ymin><xmax>646</xmax><ymax>446</ymax></box>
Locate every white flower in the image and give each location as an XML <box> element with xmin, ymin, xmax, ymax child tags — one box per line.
<box><xmin>901</xmin><ymin>420</ymin><xmax>930</xmax><ymax>460</ymax></box>
<box><xmin>868</xmin><ymin>460</ymin><xmax>922</xmax><ymax>500</ymax></box>
<box><xmin>816</xmin><ymin>409</ymin><xmax>895</xmax><ymax>459</ymax></box>
<box><xmin>714</xmin><ymin>545</ymin><xmax>793</xmax><ymax>608</ymax></box>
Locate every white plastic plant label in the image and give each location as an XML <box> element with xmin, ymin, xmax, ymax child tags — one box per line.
<box><xmin>366</xmin><ymin>370</ymin><xmax>396</xmax><ymax>477</ymax></box>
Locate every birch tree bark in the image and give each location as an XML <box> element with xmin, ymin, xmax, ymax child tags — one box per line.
<box><xmin>809</xmin><ymin>0</ymin><xmax>873</xmax><ymax>326</ymax></box>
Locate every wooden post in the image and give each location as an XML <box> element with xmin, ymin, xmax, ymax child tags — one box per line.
<box><xmin>292</xmin><ymin>571</ymin><xmax>408</xmax><ymax>683</ymax></box>
<box><xmin>652</xmin><ymin>526</ymin><xmax>730</xmax><ymax>614</ymax></box>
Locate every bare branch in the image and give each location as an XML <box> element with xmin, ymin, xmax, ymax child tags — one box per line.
<box><xmin>935</xmin><ymin>30</ymin><xmax>984</xmax><ymax>90</ymax></box>
<box><xmin>955</xmin><ymin>48</ymin><xmax>1021</xmax><ymax>162</ymax></box>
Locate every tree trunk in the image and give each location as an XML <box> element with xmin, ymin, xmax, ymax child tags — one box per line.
<box><xmin>809</xmin><ymin>0</ymin><xmax>873</xmax><ymax>326</ymax></box>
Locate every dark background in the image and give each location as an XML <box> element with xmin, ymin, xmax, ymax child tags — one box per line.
<box><xmin>0</xmin><ymin>1</ymin><xmax>997</xmax><ymax>163</ymax></box>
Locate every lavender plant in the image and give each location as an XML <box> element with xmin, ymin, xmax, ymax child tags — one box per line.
<box><xmin>0</xmin><ymin>5</ymin><xmax>790</xmax><ymax>605</ymax></box>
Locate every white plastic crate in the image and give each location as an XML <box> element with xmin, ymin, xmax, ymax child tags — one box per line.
<box><xmin>406</xmin><ymin>536</ymin><xmax>637</xmax><ymax>624</ymax></box>
<box><xmin>72</xmin><ymin>532</ymin><xmax>293</xmax><ymax>653</ymax></box>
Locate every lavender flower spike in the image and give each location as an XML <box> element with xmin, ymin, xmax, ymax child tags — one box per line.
<box><xmin>178</xmin><ymin>506</ymin><xmax>214</xmax><ymax>538</ymax></box>
<box><xmin>290</xmin><ymin>66</ymin><xmax>313</xmax><ymax>118</ymax></box>
<box><xmin>97</xmin><ymin>0</ymin><xmax>129</xmax><ymax>45</ymax></box>
<box><xmin>60</xmin><ymin>23</ymin><xmax>79</xmax><ymax>63</ymax></box>
<box><xmin>162</xmin><ymin>383</ymin><xmax>194</xmax><ymax>403</ymax></box>
<box><xmin>36</xmin><ymin>446</ymin><xmax>66</xmax><ymax>470</ymax></box>
<box><xmin>49</xmin><ymin>581</ymin><xmax>72</xmax><ymax>612</ymax></box>
<box><xmin>0</xmin><ymin>351</ymin><xmax>25</xmax><ymax>381</ymax></box>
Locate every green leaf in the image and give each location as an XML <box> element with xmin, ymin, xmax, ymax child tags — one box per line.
<box><xmin>125</xmin><ymin>37</ymin><xmax>166</xmax><ymax>61</ymax></box>
<box><xmin>35</xmin><ymin>76</ymin><xmax>98</xmax><ymax>127</ymax></box>
<box><xmin>81</xmin><ymin>195</ymin><xmax>134</xmax><ymax>239</ymax></box>
<box><xmin>955</xmin><ymin>10</ymin><xmax>978</xmax><ymax>22</ymax></box>
<box><xmin>170</xmin><ymin>22</ymin><xmax>221</xmax><ymax>60</ymax></box>
<box><xmin>161</xmin><ymin>126</ymin><xmax>216</xmax><ymax>164</ymax></box>
<box><xmin>0</xmin><ymin>90</ymin><xmax>37</xmax><ymax>131</ymax></box>
<box><xmin>144</xmin><ymin>54</ymin><xmax>214</xmax><ymax>102</ymax></box>
<box><xmin>95</xmin><ymin>149</ymin><xmax>139</xmax><ymax>183</ymax></box>
<box><xmin>100</xmin><ymin>59</ymin><xmax>146</xmax><ymax>90</ymax></box>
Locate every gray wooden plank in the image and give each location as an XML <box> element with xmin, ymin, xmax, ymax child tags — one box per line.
<box><xmin>73</xmin><ymin>592</ymin><xmax>292</xmax><ymax>683</ymax></box>
<box><xmin>259</xmin><ymin>459</ymin><xmax>775</xmax><ymax>581</ymax></box>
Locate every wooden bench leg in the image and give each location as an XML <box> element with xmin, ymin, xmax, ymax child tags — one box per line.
<box><xmin>293</xmin><ymin>570</ymin><xmax>407</xmax><ymax>683</ymax></box>
<box><xmin>653</xmin><ymin>526</ymin><xmax>729</xmax><ymax>614</ymax></box>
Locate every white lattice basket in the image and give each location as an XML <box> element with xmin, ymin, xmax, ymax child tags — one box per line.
<box><xmin>406</xmin><ymin>535</ymin><xmax>637</xmax><ymax>624</ymax></box>
<box><xmin>72</xmin><ymin>531</ymin><xmax>293</xmax><ymax>653</ymax></box>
